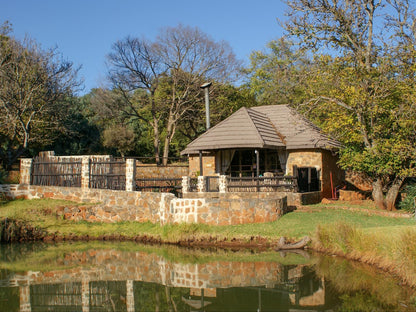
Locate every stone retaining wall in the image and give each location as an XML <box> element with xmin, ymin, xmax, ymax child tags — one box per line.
<box><xmin>0</xmin><ymin>184</ymin><xmax>28</xmax><ymax>199</ymax></box>
<box><xmin>0</xmin><ymin>184</ymin><xmax>286</xmax><ymax>225</ymax></box>
<box><xmin>171</xmin><ymin>194</ymin><xmax>287</xmax><ymax>225</ymax></box>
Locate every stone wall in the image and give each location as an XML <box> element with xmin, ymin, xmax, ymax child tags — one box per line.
<box><xmin>321</xmin><ymin>150</ymin><xmax>345</xmax><ymax>198</ymax></box>
<box><xmin>0</xmin><ymin>184</ymin><xmax>28</xmax><ymax>199</ymax></box>
<box><xmin>339</xmin><ymin>189</ymin><xmax>371</xmax><ymax>201</ymax></box>
<box><xmin>172</xmin><ymin>193</ymin><xmax>287</xmax><ymax>225</ymax></box>
<box><xmin>136</xmin><ymin>164</ymin><xmax>189</xmax><ymax>179</ymax></box>
<box><xmin>188</xmin><ymin>153</ymin><xmax>216</xmax><ymax>177</ymax></box>
<box><xmin>26</xmin><ymin>185</ymin><xmax>174</xmax><ymax>224</ymax></box>
<box><xmin>1</xmin><ymin>185</ymin><xmax>286</xmax><ymax>225</ymax></box>
<box><xmin>286</xmin><ymin>149</ymin><xmax>345</xmax><ymax>199</ymax></box>
<box><xmin>286</xmin><ymin>149</ymin><xmax>322</xmax><ymax>176</ymax></box>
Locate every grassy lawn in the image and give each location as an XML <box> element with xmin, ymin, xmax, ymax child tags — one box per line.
<box><xmin>0</xmin><ymin>198</ymin><xmax>413</xmax><ymax>241</ymax></box>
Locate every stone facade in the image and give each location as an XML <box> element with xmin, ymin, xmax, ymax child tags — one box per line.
<box><xmin>188</xmin><ymin>153</ymin><xmax>216</xmax><ymax>177</ymax></box>
<box><xmin>136</xmin><ymin>164</ymin><xmax>188</xmax><ymax>179</ymax></box>
<box><xmin>286</xmin><ymin>150</ymin><xmax>322</xmax><ymax>176</ymax></box>
<box><xmin>286</xmin><ymin>149</ymin><xmax>344</xmax><ymax>198</ymax></box>
<box><xmin>171</xmin><ymin>193</ymin><xmax>287</xmax><ymax>225</ymax></box>
<box><xmin>2</xmin><ymin>184</ymin><xmax>286</xmax><ymax>225</ymax></box>
<box><xmin>0</xmin><ymin>184</ymin><xmax>28</xmax><ymax>199</ymax></box>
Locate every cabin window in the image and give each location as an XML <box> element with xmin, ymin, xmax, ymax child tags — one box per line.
<box><xmin>224</xmin><ymin>149</ymin><xmax>284</xmax><ymax>177</ymax></box>
<box><xmin>297</xmin><ymin>167</ymin><xmax>320</xmax><ymax>192</ymax></box>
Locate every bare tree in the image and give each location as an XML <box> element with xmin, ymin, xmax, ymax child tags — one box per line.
<box><xmin>0</xmin><ymin>26</ymin><xmax>80</xmax><ymax>168</ymax></box>
<box><xmin>107</xmin><ymin>24</ymin><xmax>241</xmax><ymax>165</ymax></box>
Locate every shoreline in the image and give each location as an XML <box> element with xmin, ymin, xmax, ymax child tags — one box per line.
<box><xmin>1</xmin><ymin>198</ymin><xmax>416</xmax><ymax>288</ymax></box>
<box><xmin>4</xmin><ymin>228</ymin><xmax>414</xmax><ymax>290</ymax></box>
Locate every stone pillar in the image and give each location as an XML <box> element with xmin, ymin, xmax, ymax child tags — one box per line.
<box><xmin>126</xmin><ymin>280</ymin><xmax>135</xmax><ymax>312</ymax></box>
<box><xmin>20</xmin><ymin>158</ymin><xmax>33</xmax><ymax>185</ymax></box>
<box><xmin>81</xmin><ymin>156</ymin><xmax>90</xmax><ymax>189</ymax></box>
<box><xmin>19</xmin><ymin>285</ymin><xmax>31</xmax><ymax>312</ymax></box>
<box><xmin>197</xmin><ymin>176</ymin><xmax>206</xmax><ymax>193</ymax></box>
<box><xmin>126</xmin><ymin>159</ymin><xmax>136</xmax><ymax>192</ymax></box>
<box><xmin>219</xmin><ymin>175</ymin><xmax>228</xmax><ymax>193</ymax></box>
<box><xmin>182</xmin><ymin>176</ymin><xmax>190</xmax><ymax>193</ymax></box>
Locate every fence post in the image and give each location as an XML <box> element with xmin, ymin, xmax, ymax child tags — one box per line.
<box><xmin>20</xmin><ymin>158</ymin><xmax>33</xmax><ymax>185</ymax></box>
<box><xmin>197</xmin><ymin>176</ymin><xmax>206</xmax><ymax>193</ymax></box>
<box><xmin>182</xmin><ymin>176</ymin><xmax>190</xmax><ymax>193</ymax></box>
<box><xmin>81</xmin><ymin>156</ymin><xmax>90</xmax><ymax>189</ymax></box>
<box><xmin>219</xmin><ymin>175</ymin><xmax>228</xmax><ymax>193</ymax></box>
<box><xmin>126</xmin><ymin>159</ymin><xmax>136</xmax><ymax>192</ymax></box>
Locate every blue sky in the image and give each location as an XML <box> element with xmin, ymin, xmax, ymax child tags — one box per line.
<box><xmin>3</xmin><ymin>0</ymin><xmax>287</xmax><ymax>94</ymax></box>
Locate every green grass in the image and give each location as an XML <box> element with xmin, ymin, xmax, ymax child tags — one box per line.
<box><xmin>0</xmin><ymin>198</ymin><xmax>414</xmax><ymax>242</ymax></box>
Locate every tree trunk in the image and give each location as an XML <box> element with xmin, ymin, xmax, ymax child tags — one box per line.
<box><xmin>162</xmin><ymin>116</ymin><xmax>176</xmax><ymax>166</ymax></box>
<box><xmin>274</xmin><ymin>236</ymin><xmax>311</xmax><ymax>251</ymax></box>
<box><xmin>152</xmin><ymin>118</ymin><xmax>160</xmax><ymax>165</ymax></box>
<box><xmin>372</xmin><ymin>178</ymin><xmax>387</xmax><ymax>210</ymax></box>
<box><xmin>385</xmin><ymin>177</ymin><xmax>404</xmax><ymax>211</ymax></box>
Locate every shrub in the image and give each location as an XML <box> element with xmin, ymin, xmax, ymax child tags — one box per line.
<box><xmin>0</xmin><ymin>169</ymin><xmax>7</xmax><ymax>184</ymax></box>
<box><xmin>399</xmin><ymin>184</ymin><xmax>416</xmax><ymax>212</ymax></box>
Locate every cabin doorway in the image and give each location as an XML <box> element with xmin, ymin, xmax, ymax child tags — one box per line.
<box><xmin>297</xmin><ymin>167</ymin><xmax>320</xmax><ymax>192</ymax></box>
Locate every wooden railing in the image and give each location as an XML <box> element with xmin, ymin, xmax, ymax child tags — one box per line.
<box><xmin>136</xmin><ymin>177</ymin><xmax>182</xmax><ymax>193</ymax></box>
<box><xmin>227</xmin><ymin>176</ymin><xmax>298</xmax><ymax>192</ymax></box>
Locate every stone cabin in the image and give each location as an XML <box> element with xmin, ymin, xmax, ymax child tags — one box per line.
<box><xmin>181</xmin><ymin>104</ymin><xmax>344</xmax><ymax>198</ymax></box>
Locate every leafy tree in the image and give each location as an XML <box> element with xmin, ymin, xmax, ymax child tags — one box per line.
<box><xmin>106</xmin><ymin>24</ymin><xmax>241</xmax><ymax>165</ymax></box>
<box><xmin>102</xmin><ymin>124</ymin><xmax>135</xmax><ymax>157</ymax></box>
<box><xmin>282</xmin><ymin>0</ymin><xmax>416</xmax><ymax>210</ymax></box>
<box><xmin>243</xmin><ymin>38</ymin><xmax>313</xmax><ymax>105</ymax></box>
<box><xmin>0</xmin><ymin>22</ymin><xmax>80</xmax><ymax>169</ymax></box>
<box><xmin>87</xmin><ymin>87</ymin><xmax>154</xmax><ymax>158</ymax></box>
<box><xmin>45</xmin><ymin>96</ymin><xmax>103</xmax><ymax>155</ymax></box>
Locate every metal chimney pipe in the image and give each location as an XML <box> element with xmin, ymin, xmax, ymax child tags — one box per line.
<box><xmin>201</xmin><ymin>82</ymin><xmax>212</xmax><ymax>130</ymax></box>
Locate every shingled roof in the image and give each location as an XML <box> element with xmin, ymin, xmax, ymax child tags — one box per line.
<box><xmin>181</xmin><ymin>105</ymin><xmax>340</xmax><ymax>155</ymax></box>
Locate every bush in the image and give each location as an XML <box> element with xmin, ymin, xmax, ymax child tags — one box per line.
<box><xmin>399</xmin><ymin>184</ymin><xmax>416</xmax><ymax>212</ymax></box>
<box><xmin>0</xmin><ymin>169</ymin><xmax>7</xmax><ymax>184</ymax></box>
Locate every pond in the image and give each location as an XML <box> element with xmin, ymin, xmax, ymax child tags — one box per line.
<box><xmin>0</xmin><ymin>242</ymin><xmax>415</xmax><ymax>311</ymax></box>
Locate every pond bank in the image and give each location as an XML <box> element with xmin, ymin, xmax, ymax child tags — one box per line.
<box><xmin>1</xmin><ymin>198</ymin><xmax>416</xmax><ymax>287</ymax></box>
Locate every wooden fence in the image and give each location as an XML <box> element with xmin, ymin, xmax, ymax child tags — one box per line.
<box><xmin>89</xmin><ymin>159</ymin><xmax>126</xmax><ymax>190</ymax></box>
<box><xmin>31</xmin><ymin>156</ymin><xmax>82</xmax><ymax>187</ymax></box>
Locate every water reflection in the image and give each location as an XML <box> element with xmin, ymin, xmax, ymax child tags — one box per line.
<box><xmin>0</xmin><ymin>242</ymin><xmax>415</xmax><ymax>311</ymax></box>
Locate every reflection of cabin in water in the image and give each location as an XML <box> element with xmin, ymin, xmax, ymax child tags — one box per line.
<box><xmin>181</xmin><ymin>105</ymin><xmax>344</xmax><ymax>198</ymax></box>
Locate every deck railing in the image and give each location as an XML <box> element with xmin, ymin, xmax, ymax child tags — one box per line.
<box><xmin>227</xmin><ymin>176</ymin><xmax>298</xmax><ymax>192</ymax></box>
<box><xmin>27</xmin><ymin>153</ymin><xmax>300</xmax><ymax>194</ymax></box>
<box><xmin>136</xmin><ymin>177</ymin><xmax>182</xmax><ymax>193</ymax></box>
